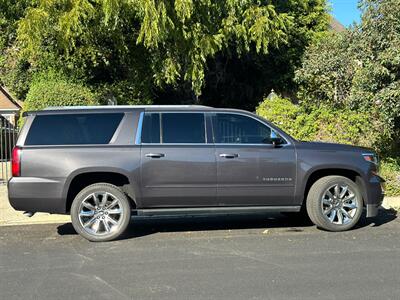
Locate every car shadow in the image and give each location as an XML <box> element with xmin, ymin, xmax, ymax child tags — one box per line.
<box><xmin>57</xmin><ymin>208</ymin><xmax>397</xmax><ymax>240</ymax></box>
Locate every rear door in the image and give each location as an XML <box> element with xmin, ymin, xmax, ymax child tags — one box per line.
<box><xmin>212</xmin><ymin>112</ymin><xmax>296</xmax><ymax>206</ymax></box>
<box><xmin>140</xmin><ymin>111</ymin><xmax>217</xmax><ymax>208</ymax></box>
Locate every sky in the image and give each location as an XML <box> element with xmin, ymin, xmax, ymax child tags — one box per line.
<box><xmin>329</xmin><ymin>0</ymin><xmax>361</xmax><ymax>27</ymax></box>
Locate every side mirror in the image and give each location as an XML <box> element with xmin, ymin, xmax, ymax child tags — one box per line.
<box><xmin>270</xmin><ymin>130</ymin><xmax>283</xmax><ymax>147</ymax></box>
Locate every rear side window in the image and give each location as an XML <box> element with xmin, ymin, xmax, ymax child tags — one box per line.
<box><xmin>141</xmin><ymin>113</ymin><xmax>160</xmax><ymax>143</ymax></box>
<box><xmin>25</xmin><ymin>113</ymin><xmax>123</xmax><ymax>145</ymax></box>
<box><xmin>141</xmin><ymin>112</ymin><xmax>206</xmax><ymax>144</ymax></box>
<box><xmin>162</xmin><ymin>113</ymin><xmax>205</xmax><ymax>143</ymax></box>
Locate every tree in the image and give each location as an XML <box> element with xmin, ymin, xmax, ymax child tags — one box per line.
<box><xmin>295</xmin><ymin>0</ymin><xmax>400</xmax><ymax>154</ymax></box>
<box><xmin>0</xmin><ymin>0</ymin><xmax>33</xmax><ymax>99</ymax></box>
<box><xmin>15</xmin><ymin>0</ymin><xmax>328</xmax><ymax>108</ymax></box>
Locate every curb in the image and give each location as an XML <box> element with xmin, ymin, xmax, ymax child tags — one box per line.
<box><xmin>382</xmin><ymin>197</ymin><xmax>400</xmax><ymax>210</ymax></box>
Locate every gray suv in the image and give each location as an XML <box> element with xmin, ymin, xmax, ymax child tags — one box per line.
<box><xmin>8</xmin><ymin>105</ymin><xmax>384</xmax><ymax>241</ymax></box>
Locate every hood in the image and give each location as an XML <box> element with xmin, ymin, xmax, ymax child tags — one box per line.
<box><xmin>295</xmin><ymin>141</ymin><xmax>373</xmax><ymax>153</ymax></box>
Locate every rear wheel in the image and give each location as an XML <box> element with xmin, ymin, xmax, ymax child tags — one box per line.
<box><xmin>70</xmin><ymin>183</ymin><xmax>131</xmax><ymax>242</ymax></box>
<box><xmin>306</xmin><ymin>176</ymin><xmax>363</xmax><ymax>231</ymax></box>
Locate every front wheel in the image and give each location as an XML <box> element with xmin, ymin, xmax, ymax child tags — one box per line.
<box><xmin>71</xmin><ymin>183</ymin><xmax>131</xmax><ymax>242</ymax></box>
<box><xmin>306</xmin><ymin>176</ymin><xmax>363</xmax><ymax>231</ymax></box>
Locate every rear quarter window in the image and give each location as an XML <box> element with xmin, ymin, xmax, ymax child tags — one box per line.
<box><xmin>25</xmin><ymin>113</ymin><xmax>124</xmax><ymax>145</ymax></box>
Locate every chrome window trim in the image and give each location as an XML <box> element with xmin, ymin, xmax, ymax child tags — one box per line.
<box><xmin>137</xmin><ymin>110</ymin><xmax>291</xmax><ymax>146</ymax></box>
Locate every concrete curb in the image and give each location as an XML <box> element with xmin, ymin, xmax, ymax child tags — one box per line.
<box><xmin>382</xmin><ymin>197</ymin><xmax>400</xmax><ymax>210</ymax></box>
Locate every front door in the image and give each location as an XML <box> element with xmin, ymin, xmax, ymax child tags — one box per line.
<box><xmin>140</xmin><ymin>112</ymin><xmax>217</xmax><ymax>208</ymax></box>
<box><xmin>212</xmin><ymin>113</ymin><xmax>296</xmax><ymax>206</ymax></box>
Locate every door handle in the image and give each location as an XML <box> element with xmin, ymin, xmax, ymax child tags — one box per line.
<box><xmin>145</xmin><ymin>153</ymin><xmax>165</xmax><ymax>158</ymax></box>
<box><xmin>219</xmin><ymin>153</ymin><xmax>239</xmax><ymax>159</ymax></box>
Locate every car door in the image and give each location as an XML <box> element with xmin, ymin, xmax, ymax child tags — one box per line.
<box><xmin>212</xmin><ymin>112</ymin><xmax>296</xmax><ymax>206</ymax></box>
<box><xmin>140</xmin><ymin>111</ymin><xmax>217</xmax><ymax>208</ymax></box>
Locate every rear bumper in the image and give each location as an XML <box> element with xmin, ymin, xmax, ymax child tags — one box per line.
<box><xmin>364</xmin><ymin>175</ymin><xmax>385</xmax><ymax>218</ymax></box>
<box><xmin>8</xmin><ymin>177</ymin><xmax>67</xmax><ymax>214</ymax></box>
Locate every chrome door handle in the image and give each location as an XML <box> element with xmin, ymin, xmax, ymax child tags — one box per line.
<box><xmin>145</xmin><ymin>153</ymin><xmax>165</xmax><ymax>158</ymax></box>
<box><xmin>219</xmin><ymin>153</ymin><xmax>239</xmax><ymax>159</ymax></box>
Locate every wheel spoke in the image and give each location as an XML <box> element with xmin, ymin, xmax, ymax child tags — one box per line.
<box><xmin>323</xmin><ymin>207</ymin><xmax>333</xmax><ymax>215</ymax></box>
<box><xmin>343</xmin><ymin>202</ymin><xmax>357</xmax><ymax>209</ymax></box>
<box><xmin>106</xmin><ymin>199</ymin><xmax>119</xmax><ymax>209</ymax></box>
<box><xmin>82</xmin><ymin>202</ymin><xmax>96</xmax><ymax>211</ymax></box>
<box><xmin>102</xmin><ymin>219</ymin><xmax>111</xmax><ymax>233</ymax></box>
<box><xmin>92</xmin><ymin>219</ymin><xmax>101</xmax><ymax>233</ymax></box>
<box><xmin>323</xmin><ymin>198</ymin><xmax>332</xmax><ymax>205</ymax></box>
<box><xmin>108</xmin><ymin>208</ymin><xmax>122</xmax><ymax>215</ymax></box>
<box><xmin>337</xmin><ymin>210</ymin><xmax>344</xmax><ymax>224</ymax></box>
<box><xmin>106</xmin><ymin>216</ymin><xmax>118</xmax><ymax>225</ymax></box>
<box><xmin>339</xmin><ymin>186</ymin><xmax>348</xmax><ymax>199</ymax></box>
<box><xmin>79</xmin><ymin>210</ymin><xmax>95</xmax><ymax>217</ymax></box>
<box><xmin>92</xmin><ymin>193</ymin><xmax>101</xmax><ymax>207</ymax></box>
<box><xmin>326</xmin><ymin>190</ymin><xmax>334</xmax><ymax>199</ymax></box>
<box><xmin>100</xmin><ymin>193</ymin><xmax>109</xmax><ymax>208</ymax></box>
<box><xmin>343</xmin><ymin>194</ymin><xmax>355</xmax><ymax>202</ymax></box>
<box><xmin>83</xmin><ymin>216</ymin><xmax>97</xmax><ymax>228</ymax></box>
<box><xmin>341</xmin><ymin>208</ymin><xmax>353</xmax><ymax>219</ymax></box>
<box><xmin>334</xmin><ymin>185</ymin><xmax>340</xmax><ymax>198</ymax></box>
<box><xmin>329</xmin><ymin>209</ymin><xmax>337</xmax><ymax>222</ymax></box>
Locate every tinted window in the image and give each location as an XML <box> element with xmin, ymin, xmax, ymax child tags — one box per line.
<box><xmin>25</xmin><ymin>113</ymin><xmax>123</xmax><ymax>145</ymax></box>
<box><xmin>141</xmin><ymin>113</ymin><xmax>160</xmax><ymax>143</ymax></box>
<box><xmin>162</xmin><ymin>113</ymin><xmax>205</xmax><ymax>143</ymax></box>
<box><xmin>213</xmin><ymin>113</ymin><xmax>272</xmax><ymax>144</ymax></box>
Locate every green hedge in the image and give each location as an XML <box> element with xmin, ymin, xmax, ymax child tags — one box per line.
<box><xmin>380</xmin><ymin>158</ymin><xmax>400</xmax><ymax>197</ymax></box>
<box><xmin>23</xmin><ymin>70</ymin><xmax>97</xmax><ymax>112</ymax></box>
<box><xmin>256</xmin><ymin>96</ymin><xmax>380</xmax><ymax>149</ymax></box>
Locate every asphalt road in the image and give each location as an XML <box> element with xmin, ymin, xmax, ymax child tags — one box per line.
<box><xmin>1</xmin><ymin>209</ymin><xmax>399</xmax><ymax>300</ymax></box>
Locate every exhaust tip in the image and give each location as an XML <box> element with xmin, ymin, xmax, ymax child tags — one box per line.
<box><xmin>23</xmin><ymin>211</ymin><xmax>35</xmax><ymax>217</ymax></box>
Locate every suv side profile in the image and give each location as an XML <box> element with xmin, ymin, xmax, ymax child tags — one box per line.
<box><xmin>8</xmin><ymin>105</ymin><xmax>384</xmax><ymax>241</ymax></box>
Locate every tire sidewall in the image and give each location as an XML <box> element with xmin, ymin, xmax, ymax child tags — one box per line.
<box><xmin>70</xmin><ymin>183</ymin><xmax>131</xmax><ymax>242</ymax></box>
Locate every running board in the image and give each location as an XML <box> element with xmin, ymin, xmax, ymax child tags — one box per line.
<box><xmin>135</xmin><ymin>206</ymin><xmax>301</xmax><ymax>217</ymax></box>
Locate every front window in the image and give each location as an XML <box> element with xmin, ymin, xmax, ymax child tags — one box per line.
<box><xmin>212</xmin><ymin>113</ymin><xmax>279</xmax><ymax>144</ymax></box>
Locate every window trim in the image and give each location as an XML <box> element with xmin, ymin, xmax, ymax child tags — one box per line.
<box><xmin>210</xmin><ymin>112</ymin><xmax>290</xmax><ymax>146</ymax></box>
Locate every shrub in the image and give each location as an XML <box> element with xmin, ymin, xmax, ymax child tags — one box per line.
<box><xmin>23</xmin><ymin>70</ymin><xmax>97</xmax><ymax>112</ymax></box>
<box><xmin>256</xmin><ymin>96</ymin><xmax>380</xmax><ymax>149</ymax></box>
<box><xmin>380</xmin><ymin>158</ymin><xmax>400</xmax><ymax>197</ymax></box>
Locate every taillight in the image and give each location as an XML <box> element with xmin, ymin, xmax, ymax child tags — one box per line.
<box><xmin>11</xmin><ymin>146</ymin><xmax>21</xmax><ymax>177</ymax></box>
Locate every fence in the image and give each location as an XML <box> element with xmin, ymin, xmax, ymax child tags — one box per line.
<box><xmin>0</xmin><ymin>117</ymin><xmax>19</xmax><ymax>184</ymax></box>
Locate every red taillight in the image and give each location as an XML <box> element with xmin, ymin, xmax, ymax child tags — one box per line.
<box><xmin>11</xmin><ymin>146</ymin><xmax>21</xmax><ymax>177</ymax></box>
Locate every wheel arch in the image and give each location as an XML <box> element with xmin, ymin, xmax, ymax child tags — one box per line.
<box><xmin>63</xmin><ymin>168</ymin><xmax>139</xmax><ymax>213</ymax></box>
<box><xmin>301</xmin><ymin>167</ymin><xmax>367</xmax><ymax>207</ymax></box>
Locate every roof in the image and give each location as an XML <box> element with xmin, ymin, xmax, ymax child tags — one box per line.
<box><xmin>24</xmin><ymin>105</ymin><xmax>217</xmax><ymax>116</ymax></box>
<box><xmin>0</xmin><ymin>86</ymin><xmax>22</xmax><ymax>111</ymax></box>
<box><xmin>329</xmin><ymin>16</ymin><xmax>346</xmax><ymax>32</ymax></box>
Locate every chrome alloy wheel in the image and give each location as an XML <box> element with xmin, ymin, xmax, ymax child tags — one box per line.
<box><xmin>78</xmin><ymin>192</ymin><xmax>123</xmax><ymax>236</ymax></box>
<box><xmin>321</xmin><ymin>184</ymin><xmax>358</xmax><ymax>225</ymax></box>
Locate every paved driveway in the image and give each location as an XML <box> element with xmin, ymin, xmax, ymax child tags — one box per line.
<box><xmin>0</xmin><ymin>209</ymin><xmax>399</xmax><ymax>300</ymax></box>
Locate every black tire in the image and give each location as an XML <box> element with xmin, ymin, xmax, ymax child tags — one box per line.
<box><xmin>306</xmin><ymin>176</ymin><xmax>363</xmax><ymax>231</ymax></box>
<box><xmin>70</xmin><ymin>183</ymin><xmax>131</xmax><ymax>242</ymax></box>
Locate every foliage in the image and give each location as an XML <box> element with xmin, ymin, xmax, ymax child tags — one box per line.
<box><xmin>295</xmin><ymin>0</ymin><xmax>400</xmax><ymax>154</ymax></box>
<box><xmin>256</xmin><ymin>96</ymin><xmax>381</xmax><ymax>149</ymax></box>
<box><xmin>23</xmin><ymin>70</ymin><xmax>97</xmax><ymax>112</ymax></box>
<box><xmin>8</xmin><ymin>0</ymin><xmax>329</xmax><ymax>108</ymax></box>
<box><xmin>380</xmin><ymin>158</ymin><xmax>400</xmax><ymax>197</ymax></box>
<box><xmin>0</xmin><ymin>0</ymin><xmax>33</xmax><ymax>99</ymax></box>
